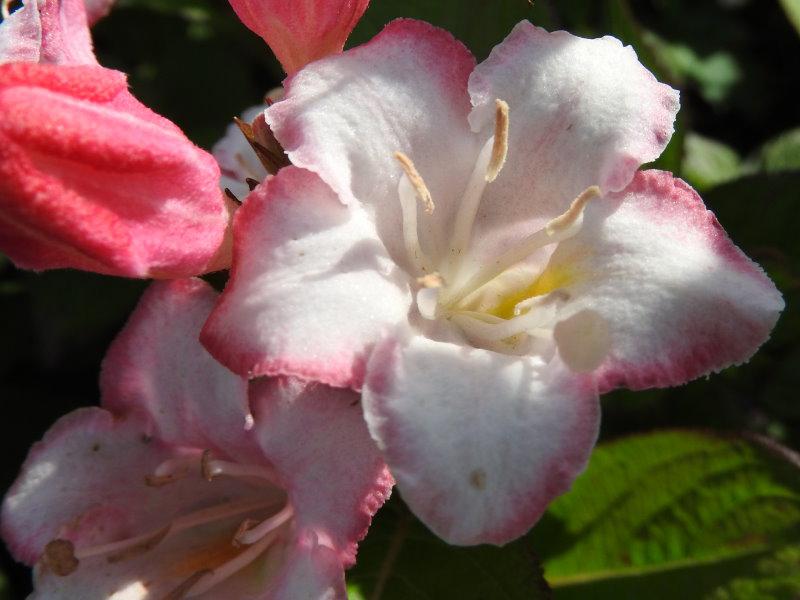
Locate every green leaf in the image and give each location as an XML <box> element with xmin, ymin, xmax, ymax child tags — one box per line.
<box><xmin>645</xmin><ymin>33</ymin><xmax>741</xmax><ymax>104</ymax></box>
<box><xmin>534</xmin><ymin>430</ymin><xmax>800</xmax><ymax>599</ymax></box>
<box><xmin>347</xmin><ymin>499</ymin><xmax>551</xmax><ymax>599</ymax></box>
<box><xmin>681</xmin><ymin>133</ymin><xmax>742</xmax><ymax>191</ymax></box>
<box><xmin>778</xmin><ymin>0</ymin><xmax>800</xmax><ymax>36</ymax></box>
<box><xmin>758</xmin><ymin>128</ymin><xmax>800</xmax><ymax>174</ymax></box>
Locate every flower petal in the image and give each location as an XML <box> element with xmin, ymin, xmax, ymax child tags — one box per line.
<box><xmin>250</xmin><ymin>377</ymin><xmax>393</xmax><ymax>566</ymax></box>
<box><xmin>548</xmin><ymin>170</ymin><xmax>784</xmax><ymax>392</ymax></box>
<box><xmin>0</xmin><ymin>63</ymin><xmax>231</xmax><ymax>278</ymax></box>
<box><xmin>266</xmin><ymin>19</ymin><xmax>480</xmax><ymax>267</ymax></box>
<box><xmin>0</xmin><ymin>0</ymin><xmax>42</xmax><ymax>64</ymax></box>
<box><xmin>201</xmin><ymin>167</ymin><xmax>411</xmax><ymax>388</ymax></box>
<box><xmin>464</xmin><ymin>21</ymin><xmax>679</xmax><ymax>262</ymax></box>
<box><xmin>1</xmin><ymin>408</ymin><xmax>265</xmax><ymax>568</ymax></box>
<box><xmin>101</xmin><ymin>279</ymin><xmax>255</xmax><ymax>458</ymax></box>
<box><xmin>228</xmin><ymin>0</ymin><xmax>369</xmax><ymax>74</ymax></box>
<box><xmin>268</xmin><ymin>541</ymin><xmax>345</xmax><ymax>600</ymax></box>
<box><xmin>362</xmin><ymin>333</ymin><xmax>599</xmax><ymax>545</ymax></box>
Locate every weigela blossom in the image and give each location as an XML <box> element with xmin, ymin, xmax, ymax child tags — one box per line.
<box><xmin>227</xmin><ymin>0</ymin><xmax>370</xmax><ymax>74</ymax></box>
<box><xmin>1</xmin><ymin>279</ymin><xmax>392</xmax><ymax>598</ymax></box>
<box><xmin>202</xmin><ymin>20</ymin><xmax>784</xmax><ymax>545</ymax></box>
<box><xmin>0</xmin><ymin>0</ymin><xmax>231</xmax><ymax>278</ymax></box>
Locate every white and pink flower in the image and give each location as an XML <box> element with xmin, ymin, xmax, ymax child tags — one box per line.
<box><xmin>201</xmin><ymin>20</ymin><xmax>783</xmax><ymax>545</ymax></box>
<box><xmin>1</xmin><ymin>279</ymin><xmax>392</xmax><ymax>598</ymax></box>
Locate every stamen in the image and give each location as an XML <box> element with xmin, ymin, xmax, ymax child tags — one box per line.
<box><xmin>446</xmin><ymin>98</ymin><xmax>509</xmax><ymax>279</ymax></box>
<box><xmin>233</xmin><ymin>505</ymin><xmax>294</xmax><ymax>546</ymax></box>
<box><xmin>398</xmin><ymin>175</ymin><xmax>434</xmax><ymax>273</ymax></box>
<box><xmin>446</xmin><ymin>138</ymin><xmax>493</xmax><ymax>273</ymax></box>
<box><xmin>203</xmin><ymin>456</ymin><xmax>281</xmax><ymax>486</ymax></box>
<box><xmin>146</xmin><ymin>454</ymin><xmax>201</xmax><ymax>487</ymax></box>
<box><xmin>67</xmin><ymin>499</ymin><xmax>275</xmax><ymax>563</ymax></box>
<box><xmin>394</xmin><ymin>152</ymin><xmax>434</xmax><ymax>214</ymax></box>
<box><xmin>1</xmin><ymin>0</ymin><xmax>10</xmax><ymax>20</ymax></box>
<box><xmin>486</xmin><ymin>99</ymin><xmax>509</xmax><ymax>183</ymax></box>
<box><xmin>545</xmin><ymin>185</ymin><xmax>601</xmax><ymax>236</ymax></box>
<box><xmin>446</xmin><ymin>186</ymin><xmax>600</xmax><ymax>305</ymax></box>
<box><xmin>184</xmin><ymin>529</ymin><xmax>283</xmax><ymax>597</ymax></box>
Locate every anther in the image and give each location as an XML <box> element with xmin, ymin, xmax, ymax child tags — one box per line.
<box><xmin>394</xmin><ymin>152</ymin><xmax>434</xmax><ymax>214</ymax></box>
<box><xmin>201</xmin><ymin>450</ymin><xmax>214</xmax><ymax>482</ymax></box>
<box><xmin>42</xmin><ymin>539</ymin><xmax>79</xmax><ymax>577</ymax></box>
<box><xmin>417</xmin><ymin>273</ymin><xmax>444</xmax><ymax>288</ymax></box>
<box><xmin>245</xmin><ymin>177</ymin><xmax>260</xmax><ymax>191</ymax></box>
<box><xmin>546</xmin><ymin>185</ymin><xmax>601</xmax><ymax>236</ymax></box>
<box><xmin>486</xmin><ymin>99</ymin><xmax>509</xmax><ymax>182</ymax></box>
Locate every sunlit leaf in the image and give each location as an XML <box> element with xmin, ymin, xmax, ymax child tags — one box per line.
<box><xmin>778</xmin><ymin>0</ymin><xmax>800</xmax><ymax>36</ymax></box>
<box><xmin>682</xmin><ymin>133</ymin><xmax>742</xmax><ymax>191</ymax></box>
<box><xmin>645</xmin><ymin>32</ymin><xmax>741</xmax><ymax>104</ymax></box>
<box><xmin>534</xmin><ymin>431</ymin><xmax>800</xmax><ymax>599</ymax></box>
<box><xmin>758</xmin><ymin>128</ymin><xmax>800</xmax><ymax>173</ymax></box>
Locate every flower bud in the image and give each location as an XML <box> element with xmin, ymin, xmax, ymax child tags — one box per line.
<box><xmin>0</xmin><ymin>62</ymin><xmax>231</xmax><ymax>278</ymax></box>
<box><xmin>228</xmin><ymin>0</ymin><xmax>369</xmax><ymax>74</ymax></box>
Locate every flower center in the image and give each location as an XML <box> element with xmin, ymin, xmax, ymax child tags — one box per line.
<box><xmin>42</xmin><ymin>449</ymin><xmax>292</xmax><ymax>598</ymax></box>
<box><xmin>394</xmin><ymin>98</ymin><xmax>599</xmax><ymax>352</ymax></box>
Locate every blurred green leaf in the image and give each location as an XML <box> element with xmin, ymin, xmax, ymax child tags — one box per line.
<box><xmin>682</xmin><ymin>133</ymin><xmax>742</xmax><ymax>191</ymax></box>
<box><xmin>758</xmin><ymin>128</ymin><xmax>800</xmax><ymax>173</ymax></box>
<box><xmin>645</xmin><ymin>33</ymin><xmax>741</xmax><ymax>104</ymax></box>
<box><xmin>534</xmin><ymin>431</ymin><xmax>800</xmax><ymax>599</ymax></box>
<box><xmin>347</xmin><ymin>499</ymin><xmax>551</xmax><ymax>599</ymax></box>
<box><xmin>778</xmin><ymin>0</ymin><xmax>800</xmax><ymax>36</ymax></box>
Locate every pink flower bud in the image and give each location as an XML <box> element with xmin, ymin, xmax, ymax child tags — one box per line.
<box><xmin>228</xmin><ymin>0</ymin><xmax>369</xmax><ymax>74</ymax></box>
<box><xmin>0</xmin><ymin>62</ymin><xmax>231</xmax><ymax>278</ymax></box>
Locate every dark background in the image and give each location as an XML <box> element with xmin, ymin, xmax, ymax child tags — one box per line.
<box><xmin>1</xmin><ymin>0</ymin><xmax>799</xmax><ymax>597</ymax></box>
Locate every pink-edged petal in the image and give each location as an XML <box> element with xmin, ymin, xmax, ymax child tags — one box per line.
<box><xmin>201</xmin><ymin>166</ymin><xmax>411</xmax><ymax>388</ymax></box>
<box><xmin>266</xmin><ymin>18</ymin><xmax>480</xmax><ymax>266</ymax></box>
<box><xmin>362</xmin><ymin>333</ymin><xmax>599</xmax><ymax>546</ymax></box>
<box><xmin>100</xmin><ymin>279</ymin><xmax>255</xmax><ymax>458</ymax></box>
<box><xmin>0</xmin><ymin>0</ymin><xmax>42</xmax><ymax>64</ymax></box>
<box><xmin>228</xmin><ymin>0</ymin><xmax>368</xmax><ymax>74</ymax></box>
<box><xmin>548</xmin><ymin>170</ymin><xmax>784</xmax><ymax>392</ymax></box>
<box><xmin>0</xmin><ymin>63</ymin><xmax>231</xmax><ymax>278</ymax></box>
<box><xmin>0</xmin><ymin>408</ymin><xmax>266</xmax><ymax>567</ymax></box>
<box><xmin>213</xmin><ymin>103</ymin><xmax>270</xmax><ymax>201</ymax></box>
<box><xmin>250</xmin><ymin>377</ymin><xmax>393</xmax><ymax>566</ymax></box>
<box><xmin>268</xmin><ymin>540</ymin><xmax>345</xmax><ymax>600</ymax></box>
<box><xmin>464</xmin><ymin>21</ymin><xmax>679</xmax><ymax>262</ymax></box>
